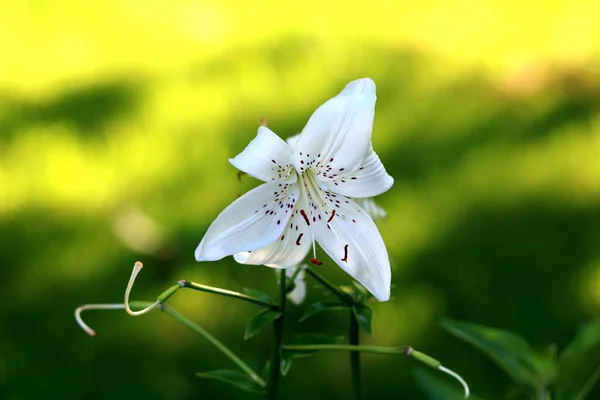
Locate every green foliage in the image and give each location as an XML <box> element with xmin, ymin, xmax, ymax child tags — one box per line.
<box><xmin>555</xmin><ymin>318</ymin><xmax>600</xmax><ymax>400</ymax></box>
<box><xmin>438</xmin><ymin>317</ymin><xmax>600</xmax><ymax>400</ymax></box>
<box><xmin>196</xmin><ymin>370</ymin><xmax>265</xmax><ymax>393</ymax></box>
<box><xmin>299</xmin><ymin>301</ymin><xmax>349</xmax><ymax>323</ymax></box>
<box><xmin>244</xmin><ymin>309</ymin><xmax>282</xmax><ymax>340</ymax></box>
<box><xmin>352</xmin><ymin>305</ymin><xmax>373</xmax><ymax>336</ymax></box>
<box><xmin>414</xmin><ymin>368</ymin><xmax>486</xmax><ymax>400</ymax></box>
<box><xmin>440</xmin><ymin>317</ymin><xmax>556</xmax><ymax>389</ymax></box>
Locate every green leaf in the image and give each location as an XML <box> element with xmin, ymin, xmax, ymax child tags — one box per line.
<box><xmin>352</xmin><ymin>305</ymin><xmax>373</xmax><ymax>335</ymax></box>
<box><xmin>298</xmin><ymin>301</ymin><xmax>349</xmax><ymax>322</ymax></box>
<box><xmin>280</xmin><ymin>350</ymin><xmax>294</xmax><ymax>376</ymax></box>
<box><xmin>261</xmin><ymin>361</ymin><xmax>271</xmax><ymax>381</ymax></box>
<box><xmin>243</xmin><ymin>287</ymin><xmax>274</xmax><ymax>304</ymax></box>
<box><xmin>244</xmin><ymin>309</ymin><xmax>282</xmax><ymax>340</ymax></box>
<box><xmin>413</xmin><ymin>368</ymin><xmax>486</xmax><ymax>400</ymax></box>
<box><xmin>555</xmin><ymin>317</ymin><xmax>600</xmax><ymax>400</ymax></box>
<box><xmin>196</xmin><ymin>370</ymin><xmax>264</xmax><ymax>393</ymax></box>
<box><xmin>440</xmin><ymin>317</ymin><xmax>556</xmax><ymax>388</ymax></box>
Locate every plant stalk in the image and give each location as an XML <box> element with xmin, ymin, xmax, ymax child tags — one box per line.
<box><xmin>350</xmin><ymin>311</ymin><xmax>362</xmax><ymax>399</ymax></box>
<box><xmin>305</xmin><ymin>266</ymin><xmax>354</xmax><ymax>304</ymax></box>
<box><xmin>160</xmin><ymin>303</ymin><xmax>266</xmax><ymax>387</ymax></box>
<box><xmin>180</xmin><ymin>280</ymin><xmax>277</xmax><ymax>309</ymax></box>
<box><xmin>266</xmin><ymin>270</ymin><xmax>287</xmax><ymax>399</ymax></box>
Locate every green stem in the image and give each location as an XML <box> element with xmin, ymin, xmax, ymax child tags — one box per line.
<box><xmin>350</xmin><ymin>311</ymin><xmax>362</xmax><ymax>399</ymax></box>
<box><xmin>282</xmin><ymin>344</ymin><xmax>409</xmax><ymax>355</ymax></box>
<box><xmin>267</xmin><ymin>270</ymin><xmax>286</xmax><ymax>400</ymax></box>
<box><xmin>128</xmin><ymin>301</ymin><xmax>266</xmax><ymax>387</ymax></box>
<box><xmin>180</xmin><ymin>280</ymin><xmax>277</xmax><ymax>309</ymax></box>
<box><xmin>305</xmin><ymin>266</ymin><xmax>354</xmax><ymax>304</ymax></box>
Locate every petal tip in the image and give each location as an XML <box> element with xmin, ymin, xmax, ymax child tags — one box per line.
<box><xmin>342</xmin><ymin>78</ymin><xmax>376</xmax><ymax>97</ymax></box>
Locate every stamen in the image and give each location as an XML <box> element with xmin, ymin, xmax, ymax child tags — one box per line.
<box><xmin>310</xmin><ymin>258</ymin><xmax>323</xmax><ymax>266</ymax></box>
<box><xmin>74</xmin><ymin>303</ymin><xmax>126</xmax><ymax>337</ymax></box>
<box><xmin>341</xmin><ymin>244</ymin><xmax>349</xmax><ymax>262</ymax></box>
<box><xmin>260</xmin><ymin>117</ymin><xmax>268</xmax><ymax>126</ymax></box>
<box><xmin>327</xmin><ymin>209</ymin><xmax>336</xmax><ymax>223</ymax></box>
<box><xmin>124</xmin><ymin>262</ymin><xmax>159</xmax><ymax>316</ymax></box>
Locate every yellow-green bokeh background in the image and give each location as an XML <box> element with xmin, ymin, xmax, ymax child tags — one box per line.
<box><xmin>1</xmin><ymin>1</ymin><xmax>600</xmax><ymax>399</ymax></box>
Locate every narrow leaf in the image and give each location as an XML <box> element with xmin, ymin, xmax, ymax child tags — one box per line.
<box><xmin>299</xmin><ymin>301</ymin><xmax>349</xmax><ymax>322</ymax></box>
<box><xmin>243</xmin><ymin>287</ymin><xmax>274</xmax><ymax>304</ymax></box>
<box><xmin>196</xmin><ymin>370</ymin><xmax>264</xmax><ymax>393</ymax></box>
<box><xmin>244</xmin><ymin>309</ymin><xmax>282</xmax><ymax>340</ymax></box>
<box><xmin>280</xmin><ymin>350</ymin><xmax>294</xmax><ymax>376</ymax></box>
<box><xmin>555</xmin><ymin>317</ymin><xmax>600</xmax><ymax>400</ymax></box>
<box><xmin>440</xmin><ymin>317</ymin><xmax>556</xmax><ymax>387</ymax></box>
<box><xmin>352</xmin><ymin>305</ymin><xmax>373</xmax><ymax>335</ymax></box>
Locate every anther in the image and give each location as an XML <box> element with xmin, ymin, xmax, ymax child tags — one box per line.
<box><xmin>310</xmin><ymin>258</ymin><xmax>323</xmax><ymax>266</ymax></box>
<box><xmin>300</xmin><ymin>210</ymin><xmax>310</xmax><ymax>226</ymax></box>
<box><xmin>327</xmin><ymin>209</ymin><xmax>336</xmax><ymax>223</ymax></box>
<box><xmin>341</xmin><ymin>244</ymin><xmax>349</xmax><ymax>262</ymax></box>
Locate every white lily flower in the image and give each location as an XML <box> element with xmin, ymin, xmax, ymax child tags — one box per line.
<box><xmin>195</xmin><ymin>78</ymin><xmax>394</xmax><ymax>301</ymax></box>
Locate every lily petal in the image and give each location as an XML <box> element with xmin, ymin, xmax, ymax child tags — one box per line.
<box><xmin>195</xmin><ymin>181</ymin><xmax>299</xmax><ymax>261</ymax></box>
<box><xmin>229</xmin><ymin>126</ymin><xmax>295</xmax><ymax>183</ymax></box>
<box><xmin>353</xmin><ymin>197</ymin><xmax>387</xmax><ymax>220</ymax></box>
<box><xmin>295</xmin><ymin>78</ymin><xmax>376</xmax><ymax>176</ymax></box>
<box><xmin>286</xmin><ymin>133</ymin><xmax>301</xmax><ymax>150</ymax></box>
<box><xmin>233</xmin><ymin>194</ymin><xmax>312</xmax><ymax>268</ymax></box>
<box><xmin>320</xmin><ymin>146</ymin><xmax>393</xmax><ymax>198</ymax></box>
<box><xmin>311</xmin><ymin>195</ymin><xmax>391</xmax><ymax>301</ymax></box>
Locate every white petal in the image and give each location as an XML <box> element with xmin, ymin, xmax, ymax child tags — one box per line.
<box><xmin>294</xmin><ymin>78</ymin><xmax>376</xmax><ymax>176</ymax></box>
<box><xmin>229</xmin><ymin>126</ymin><xmax>295</xmax><ymax>183</ymax></box>
<box><xmin>320</xmin><ymin>147</ymin><xmax>393</xmax><ymax>197</ymax></box>
<box><xmin>352</xmin><ymin>197</ymin><xmax>387</xmax><ymax>221</ymax></box>
<box><xmin>195</xmin><ymin>181</ymin><xmax>299</xmax><ymax>261</ymax></box>
<box><xmin>286</xmin><ymin>265</ymin><xmax>307</xmax><ymax>305</ymax></box>
<box><xmin>286</xmin><ymin>133</ymin><xmax>301</xmax><ymax>150</ymax></box>
<box><xmin>311</xmin><ymin>195</ymin><xmax>391</xmax><ymax>301</ymax></box>
<box><xmin>233</xmin><ymin>194</ymin><xmax>312</xmax><ymax>268</ymax></box>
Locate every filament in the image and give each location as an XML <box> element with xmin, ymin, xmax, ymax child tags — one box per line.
<box><xmin>74</xmin><ymin>303</ymin><xmax>126</xmax><ymax>337</ymax></box>
<box><xmin>124</xmin><ymin>261</ymin><xmax>159</xmax><ymax>316</ymax></box>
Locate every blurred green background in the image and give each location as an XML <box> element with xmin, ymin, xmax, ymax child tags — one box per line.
<box><xmin>1</xmin><ymin>1</ymin><xmax>600</xmax><ymax>399</ymax></box>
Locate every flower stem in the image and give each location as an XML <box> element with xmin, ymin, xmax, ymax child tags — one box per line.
<box><xmin>280</xmin><ymin>345</ymin><xmax>470</xmax><ymax>398</ymax></box>
<box><xmin>282</xmin><ymin>344</ymin><xmax>408</xmax><ymax>355</ymax></box>
<box><xmin>305</xmin><ymin>266</ymin><xmax>354</xmax><ymax>304</ymax></box>
<box><xmin>180</xmin><ymin>280</ymin><xmax>278</xmax><ymax>309</ymax></box>
<box><xmin>349</xmin><ymin>311</ymin><xmax>362</xmax><ymax>400</ymax></box>
<box><xmin>161</xmin><ymin>304</ymin><xmax>266</xmax><ymax>387</ymax></box>
<box><xmin>75</xmin><ymin>300</ymin><xmax>266</xmax><ymax>388</ymax></box>
<box><xmin>267</xmin><ymin>269</ymin><xmax>287</xmax><ymax>399</ymax></box>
